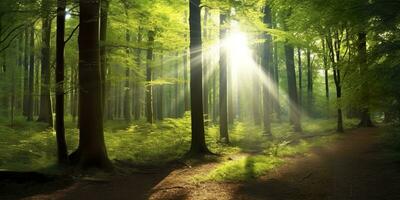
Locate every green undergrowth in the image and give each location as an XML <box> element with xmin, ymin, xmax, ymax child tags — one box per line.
<box><xmin>0</xmin><ymin>115</ymin><xmax>357</xmax><ymax>173</ymax></box>
<box><xmin>195</xmin><ymin>118</ymin><xmax>358</xmax><ymax>182</ymax></box>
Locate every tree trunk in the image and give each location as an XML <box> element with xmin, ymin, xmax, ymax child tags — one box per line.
<box><xmin>55</xmin><ymin>0</ymin><xmax>68</xmax><ymax>164</ymax></box>
<box><xmin>157</xmin><ymin>54</ymin><xmax>164</xmax><ymax>120</ymax></box>
<box><xmin>134</xmin><ymin>29</ymin><xmax>142</xmax><ymax>120</ymax></box>
<box><xmin>357</xmin><ymin>32</ymin><xmax>373</xmax><ymax>127</ymax></box>
<box><xmin>273</xmin><ymin>40</ymin><xmax>281</xmax><ymax>121</ymax></box>
<box><xmin>326</xmin><ymin>32</ymin><xmax>344</xmax><ymax>132</ymax></box>
<box><xmin>219</xmin><ymin>14</ymin><xmax>229</xmax><ymax>143</ymax></box>
<box><xmin>27</xmin><ymin>26</ymin><xmax>35</xmax><ymax>121</ymax></box>
<box><xmin>175</xmin><ymin>52</ymin><xmax>180</xmax><ymax>118</ymax></box>
<box><xmin>145</xmin><ymin>31</ymin><xmax>154</xmax><ymax>123</ymax></box>
<box><xmin>23</xmin><ymin>27</ymin><xmax>29</xmax><ymax>117</ymax></box>
<box><xmin>123</xmin><ymin>29</ymin><xmax>132</xmax><ymax>121</ymax></box>
<box><xmin>306</xmin><ymin>49</ymin><xmax>313</xmax><ymax>114</ymax></box>
<box><xmin>262</xmin><ymin>5</ymin><xmax>273</xmax><ymax>136</ymax></box>
<box><xmin>284</xmin><ymin>44</ymin><xmax>302</xmax><ymax>132</ymax></box>
<box><xmin>70</xmin><ymin>0</ymin><xmax>112</xmax><ymax>170</ymax></box>
<box><xmin>203</xmin><ymin>8</ymin><xmax>209</xmax><ymax>125</ymax></box>
<box><xmin>188</xmin><ymin>0</ymin><xmax>211</xmax><ymax>155</ymax></box>
<box><xmin>37</xmin><ymin>0</ymin><xmax>53</xmax><ymax>126</ymax></box>
<box><xmin>297</xmin><ymin>48</ymin><xmax>302</xmax><ymax>107</ymax></box>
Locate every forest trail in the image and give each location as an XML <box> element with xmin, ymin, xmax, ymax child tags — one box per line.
<box><xmin>6</xmin><ymin>127</ymin><xmax>400</xmax><ymax>200</ymax></box>
<box><xmin>148</xmin><ymin>127</ymin><xmax>400</xmax><ymax>200</ymax></box>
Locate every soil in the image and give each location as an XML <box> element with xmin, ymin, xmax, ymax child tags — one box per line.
<box><xmin>2</xmin><ymin>127</ymin><xmax>400</xmax><ymax>200</ymax></box>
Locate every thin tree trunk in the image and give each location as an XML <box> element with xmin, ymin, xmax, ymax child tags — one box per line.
<box><xmin>145</xmin><ymin>31</ymin><xmax>154</xmax><ymax>124</ymax></box>
<box><xmin>297</xmin><ymin>48</ymin><xmax>302</xmax><ymax>107</ymax></box>
<box><xmin>55</xmin><ymin>0</ymin><xmax>68</xmax><ymax>164</ymax></box>
<box><xmin>134</xmin><ymin>29</ymin><xmax>142</xmax><ymax>120</ymax></box>
<box><xmin>23</xmin><ymin>27</ymin><xmax>29</xmax><ymax>117</ymax></box>
<box><xmin>157</xmin><ymin>54</ymin><xmax>164</xmax><ymax>120</ymax></box>
<box><xmin>219</xmin><ymin>14</ymin><xmax>229</xmax><ymax>143</ymax></box>
<box><xmin>203</xmin><ymin>8</ymin><xmax>209</xmax><ymax>125</ymax></box>
<box><xmin>123</xmin><ymin>29</ymin><xmax>132</xmax><ymax>121</ymax></box>
<box><xmin>175</xmin><ymin>52</ymin><xmax>179</xmax><ymax>118</ymax></box>
<box><xmin>27</xmin><ymin>26</ymin><xmax>35</xmax><ymax>121</ymax></box>
<box><xmin>306</xmin><ymin>49</ymin><xmax>313</xmax><ymax>114</ymax></box>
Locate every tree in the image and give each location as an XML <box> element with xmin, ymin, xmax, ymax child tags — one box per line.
<box><xmin>188</xmin><ymin>0</ymin><xmax>211</xmax><ymax>155</ymax></box>
<box><xmin>145</xmin><ymin>30</ymin><xmax>155</xmax><ymax>124</ymax></box>
<box><xmin>70</xmin><ymin>0</ymin><xmax>112</xmax><ymax>169</ymax></box>
<box><xmin>357</xmin><ymin>32</ymin><xmax>373</xmax><ymax>127</ymax></box>
<box><xmin>261</xmin><ymin>4</ymin><xmax>273</xmax><ymax>136</ymax></box>
<box><xmin>219</xmin><ymin>14</ymin><xmax>229</xmax><ymax>143</ymax></box>
<box><xmin>37</xmin><ymin>0</ymin><xmax>53</xmax><ymax>126</ymax></box>
<box><xmin>27</xmin><ymin>26</ymin><xmax>35</xmax><ymax>121</ymax></box>
<box><xmin>55</xmin><ymin>0</ymin><xmax>68</xmax><ymax>164</ymax></box>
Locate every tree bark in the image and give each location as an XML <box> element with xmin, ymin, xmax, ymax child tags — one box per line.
<box><xmin>70</xmin><ymin>0</ymin><xmax>112</xmax><ymax>170</ymax></box>
<box><xmin>297</xmin><ymin>48</ymin><xmax>302</xmax><ymax>107</ymax></box>
<box><xmin>306</xmin><ymin>49</ymin><xmax>313</xmax><ymax>114</ymax></box>
<box><xmin>145</xmin><ymin>31</ymin><xmax>155</xmax><ymax>124</ymax></box>
<box><xmin>203</xmin><ymin>8</ymin><xmax>209</xmax><ymax>124</ymax></box>
<box><xmin>55</xmin><ymin>0</ymin><xmax>68</xmax><ymax>164</ymax></box>
<box><xmin>219</xmin><ymin>14</ymin><xmax>229</xmax><ymax>143</ymax></box>
<box><xmin>284</xmin><ymin>44</ymin><xmax>302</xmax><ymax>132</ymax></box>
<box><xmin>262</xmin><ymin>5</ymin><xmax>273</xmax><ymax>136</ymax></box>
<box><xmin>357</xmin><ymin>32</ymin><xmax>373</xmax><ymax>127</ymax></box>
<box><xmin>27</xmin><ymin>26</ymin><xmax>35</xmax><ymax>121</ymax></box>
<box><xmin>188</xmin><ymin>0</ymin><xmax>211</xmax><ymax>155</ymax></box>
<box><xmin>37</xmin><ymin>0</ymin><xmax>53</xmax><ymax>126</ymax></box>
<box><xmin>23</xmin><ymin>27</ymin><xmax>29</xmax><ymax>117</ymax></box>
<box><xmin>123</xmin><ymin>29</ymin><xmax>132</xmax><ymax>121</ymax></box>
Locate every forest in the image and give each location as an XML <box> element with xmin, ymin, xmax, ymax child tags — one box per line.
<box><xmin>0</xmin><ymin>0</ymin><xmax>400</xmax><ymax>199</ymax></box>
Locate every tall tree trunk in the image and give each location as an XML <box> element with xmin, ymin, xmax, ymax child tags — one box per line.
<box><xmin>55</xmin><ymin>0</ymin><xmax>68</xmax><ymax>164</ymax></box>
<box><xmin>284</xmin><ymin>44</ymin><xmax>302</xmax><ymax>132</ymax></box>
<box><xmin>23</xmin><ymin>27</ymin><xmax>29</xmax><ymax>117</ymax></box>
<box><xmin>326</xmin><ymin>32</ymin><xmax>344</xmax><ymax>132</ymax></box>
<box><xmin>27</xmin><ymin>26</ymin><xmax>35</xmax><ymax>121</ymax></box>
<box><xmin>37</xmin><ymin>0</ymin><xmax>53</xmax><ymax>126</ymax></box>
<box><xmin>70</xmin><ymin>0</ymin><xmax>112</xmax><ymax>170</ymax></box>
<box><xmin>157</xmin><ymin>54</ymin><xmax>164</xmax><ymax>120</ymax></box>
<box><xmin>145</xmin><ymin>31</ymin><xmax>154</xmax><ymax>124</ymax></box>
<box><xmin>219</xmin><ymin>14</ymin><xmax>229</xmax><ymax>143</ymax></box>
<box><xmin>134</xmin><ymin>29</ymin><xmax>142</xmax><ymax>120</ymax></box>
<box><xmin>322</xmin><ymin>40</ymin><xmax>329</xmax><ymax>100</ymax></box>
<box><xmin>262</xmin><ymin>5</ymin><xmax>273</xmax><ymax>136</ymax></box>
<box><xmin>273</xmin><ymin>40</ymin><xmax>281</xmax><ymax>121</ymax></box>
<box><xmin>297</xmin><ymin>48</ymin><xmax>302</xmax><ymax>107</ymax></box>
<box><xmin>123</xmin><ymin>29</ymin><xmax>132</xmax><ymax>121</ymax></box>
<box><xmin>188</xmin><ymin>0</ymin><xmax>211</xmax><ymax>155</ymax></box>
<box><xmin>306</xmin><ymin>49</ymin><xmax>313</xmax><ymax>114</ymax></box>
<box><xmin>203</xmin><ymin>8</ymin><xmax>209</xmax><ymax>125</ymax></box>
<box><xmin>357</xmin><ymin>32</ymin><xmax>373</xmax><ymax>127</ymax></box>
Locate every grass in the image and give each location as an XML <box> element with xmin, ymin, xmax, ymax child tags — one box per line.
<box><xmin>195</xmin><ymin>118</ymin><xmax>358</xmax><ymax>182</ymax></box>
<box><xmin>0</xmin><ymin>115</ymin><xmax>358</xmax><ymax>176</ymax></box>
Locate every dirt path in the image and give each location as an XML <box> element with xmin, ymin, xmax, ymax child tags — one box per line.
<box><xmin>4</xmin><ymin>127</ymin><xmax>400</xmax><ymax>200</ymax></box>
<box><xmin>148</xmin><ymin>127</ymin><xmax>400</xmax><ymax>200</ymax></box>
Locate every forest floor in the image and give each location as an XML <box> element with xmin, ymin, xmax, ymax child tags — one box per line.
<box><xmin>2</xmin><ymin>127</ymin><xmax>400</xmax><ymax>200</ymax></box>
